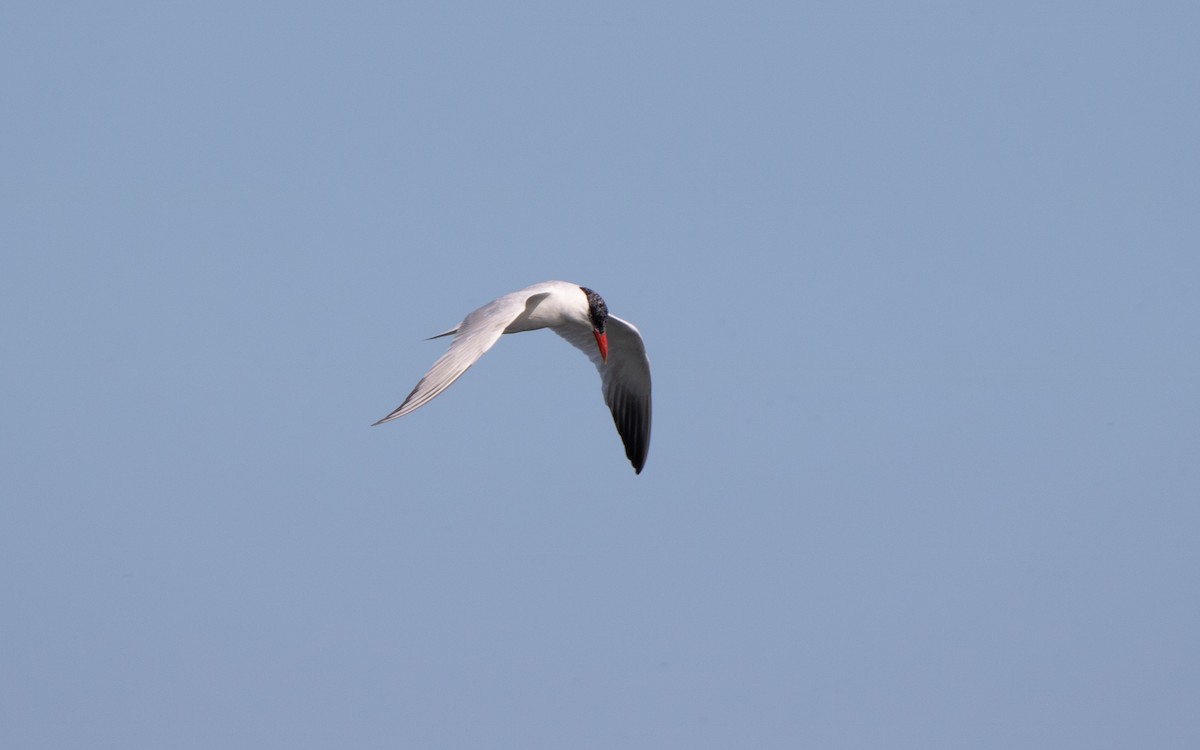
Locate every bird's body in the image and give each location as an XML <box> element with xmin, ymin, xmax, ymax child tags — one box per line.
<box><xmin>374</xmin><ymin>281</ymin><xmax>652</xmax><ymax>473</ymax></box>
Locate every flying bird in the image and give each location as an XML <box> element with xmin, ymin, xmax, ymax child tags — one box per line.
<box><xmin>373</xmin><ymin>280</ymin><xmax>652</xmax><ymax>473</ymax></box>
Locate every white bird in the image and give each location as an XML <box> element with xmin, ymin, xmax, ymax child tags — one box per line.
<box><xmin>374</xmin><ymin>280</ymin><xmax>652</xmax><ymax>474</ymax></box>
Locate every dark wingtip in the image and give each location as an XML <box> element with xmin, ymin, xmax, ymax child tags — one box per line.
<box><xmin>610</xmin><ymin>389</ymin><xmax>650</xmax><ymax>475</ymax></box>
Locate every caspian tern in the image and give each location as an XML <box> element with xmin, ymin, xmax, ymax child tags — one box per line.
<box><xmin>373</xmin><ymin>280</ymin><xmax>652</xmax><ymax>473</ymax></box>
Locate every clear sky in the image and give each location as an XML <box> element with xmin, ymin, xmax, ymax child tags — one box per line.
<box><xmin>3</xmin><ymin>2</ymin><xmax>1198</xmax><ymax>748</ymax></box>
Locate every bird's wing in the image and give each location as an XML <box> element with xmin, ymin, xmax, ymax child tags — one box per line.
<box><xmin>553</xmin><ymin>314</ymin><xmax>652</xmax><ymax>473</ymax></box>
<box><xmin>372</xmin><ymin>291</ymin><xmax>551</xmax><ymax>425</ymax></box>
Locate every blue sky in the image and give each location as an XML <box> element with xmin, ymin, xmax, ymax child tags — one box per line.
<box><xmin>3</xmin><ymin>3</ymin><xmax>1198</xmax><ymax>748</ymax></box>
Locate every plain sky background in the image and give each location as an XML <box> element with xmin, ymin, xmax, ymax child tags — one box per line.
<box><xmin>3</xmin><ymin>2</ymin><xmax>1198</xmax><ymax>748</ymax></box>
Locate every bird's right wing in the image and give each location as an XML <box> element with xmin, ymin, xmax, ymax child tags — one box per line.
<box><xmin>553</xmin><ymin>314</ymin><xmax>652</xmax><ymax>473</ymax></box>
<box><xmin>599</xmin><ymin>316</ymin><xmax>652</xmax><ymax>473</ymax></box>
<box><xmin>372</xmin><ymin>291</ymin><xmax>551</xmax><ymax>425</ymax></box>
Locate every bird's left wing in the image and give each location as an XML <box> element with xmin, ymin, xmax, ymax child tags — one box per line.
<box><xmin>372</xmin><ymin>291</ymin><xmax>551</xmax><ymax>425</ymax></box>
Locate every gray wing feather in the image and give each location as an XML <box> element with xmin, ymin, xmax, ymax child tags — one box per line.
<box><xmin>553</xmin><ymin>315</ymin><xmax>652</xmax><ymax>473</ymax></box>
<box><xmin>372</xmin><ymin>292</ymin><xmax>549</xmax><ymax>425</ymax></box>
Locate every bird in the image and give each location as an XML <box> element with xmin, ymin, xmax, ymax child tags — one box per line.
<box><xmin>373</xmin><ymin>280</ymin><xmax>652</xmax><ymax>474</ymax></box>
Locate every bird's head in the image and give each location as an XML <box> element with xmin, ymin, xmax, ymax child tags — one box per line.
<box><xmin>580</xmin><ymin>286</ymin><xmax>609</xmax><ymax>363</ymax></box>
